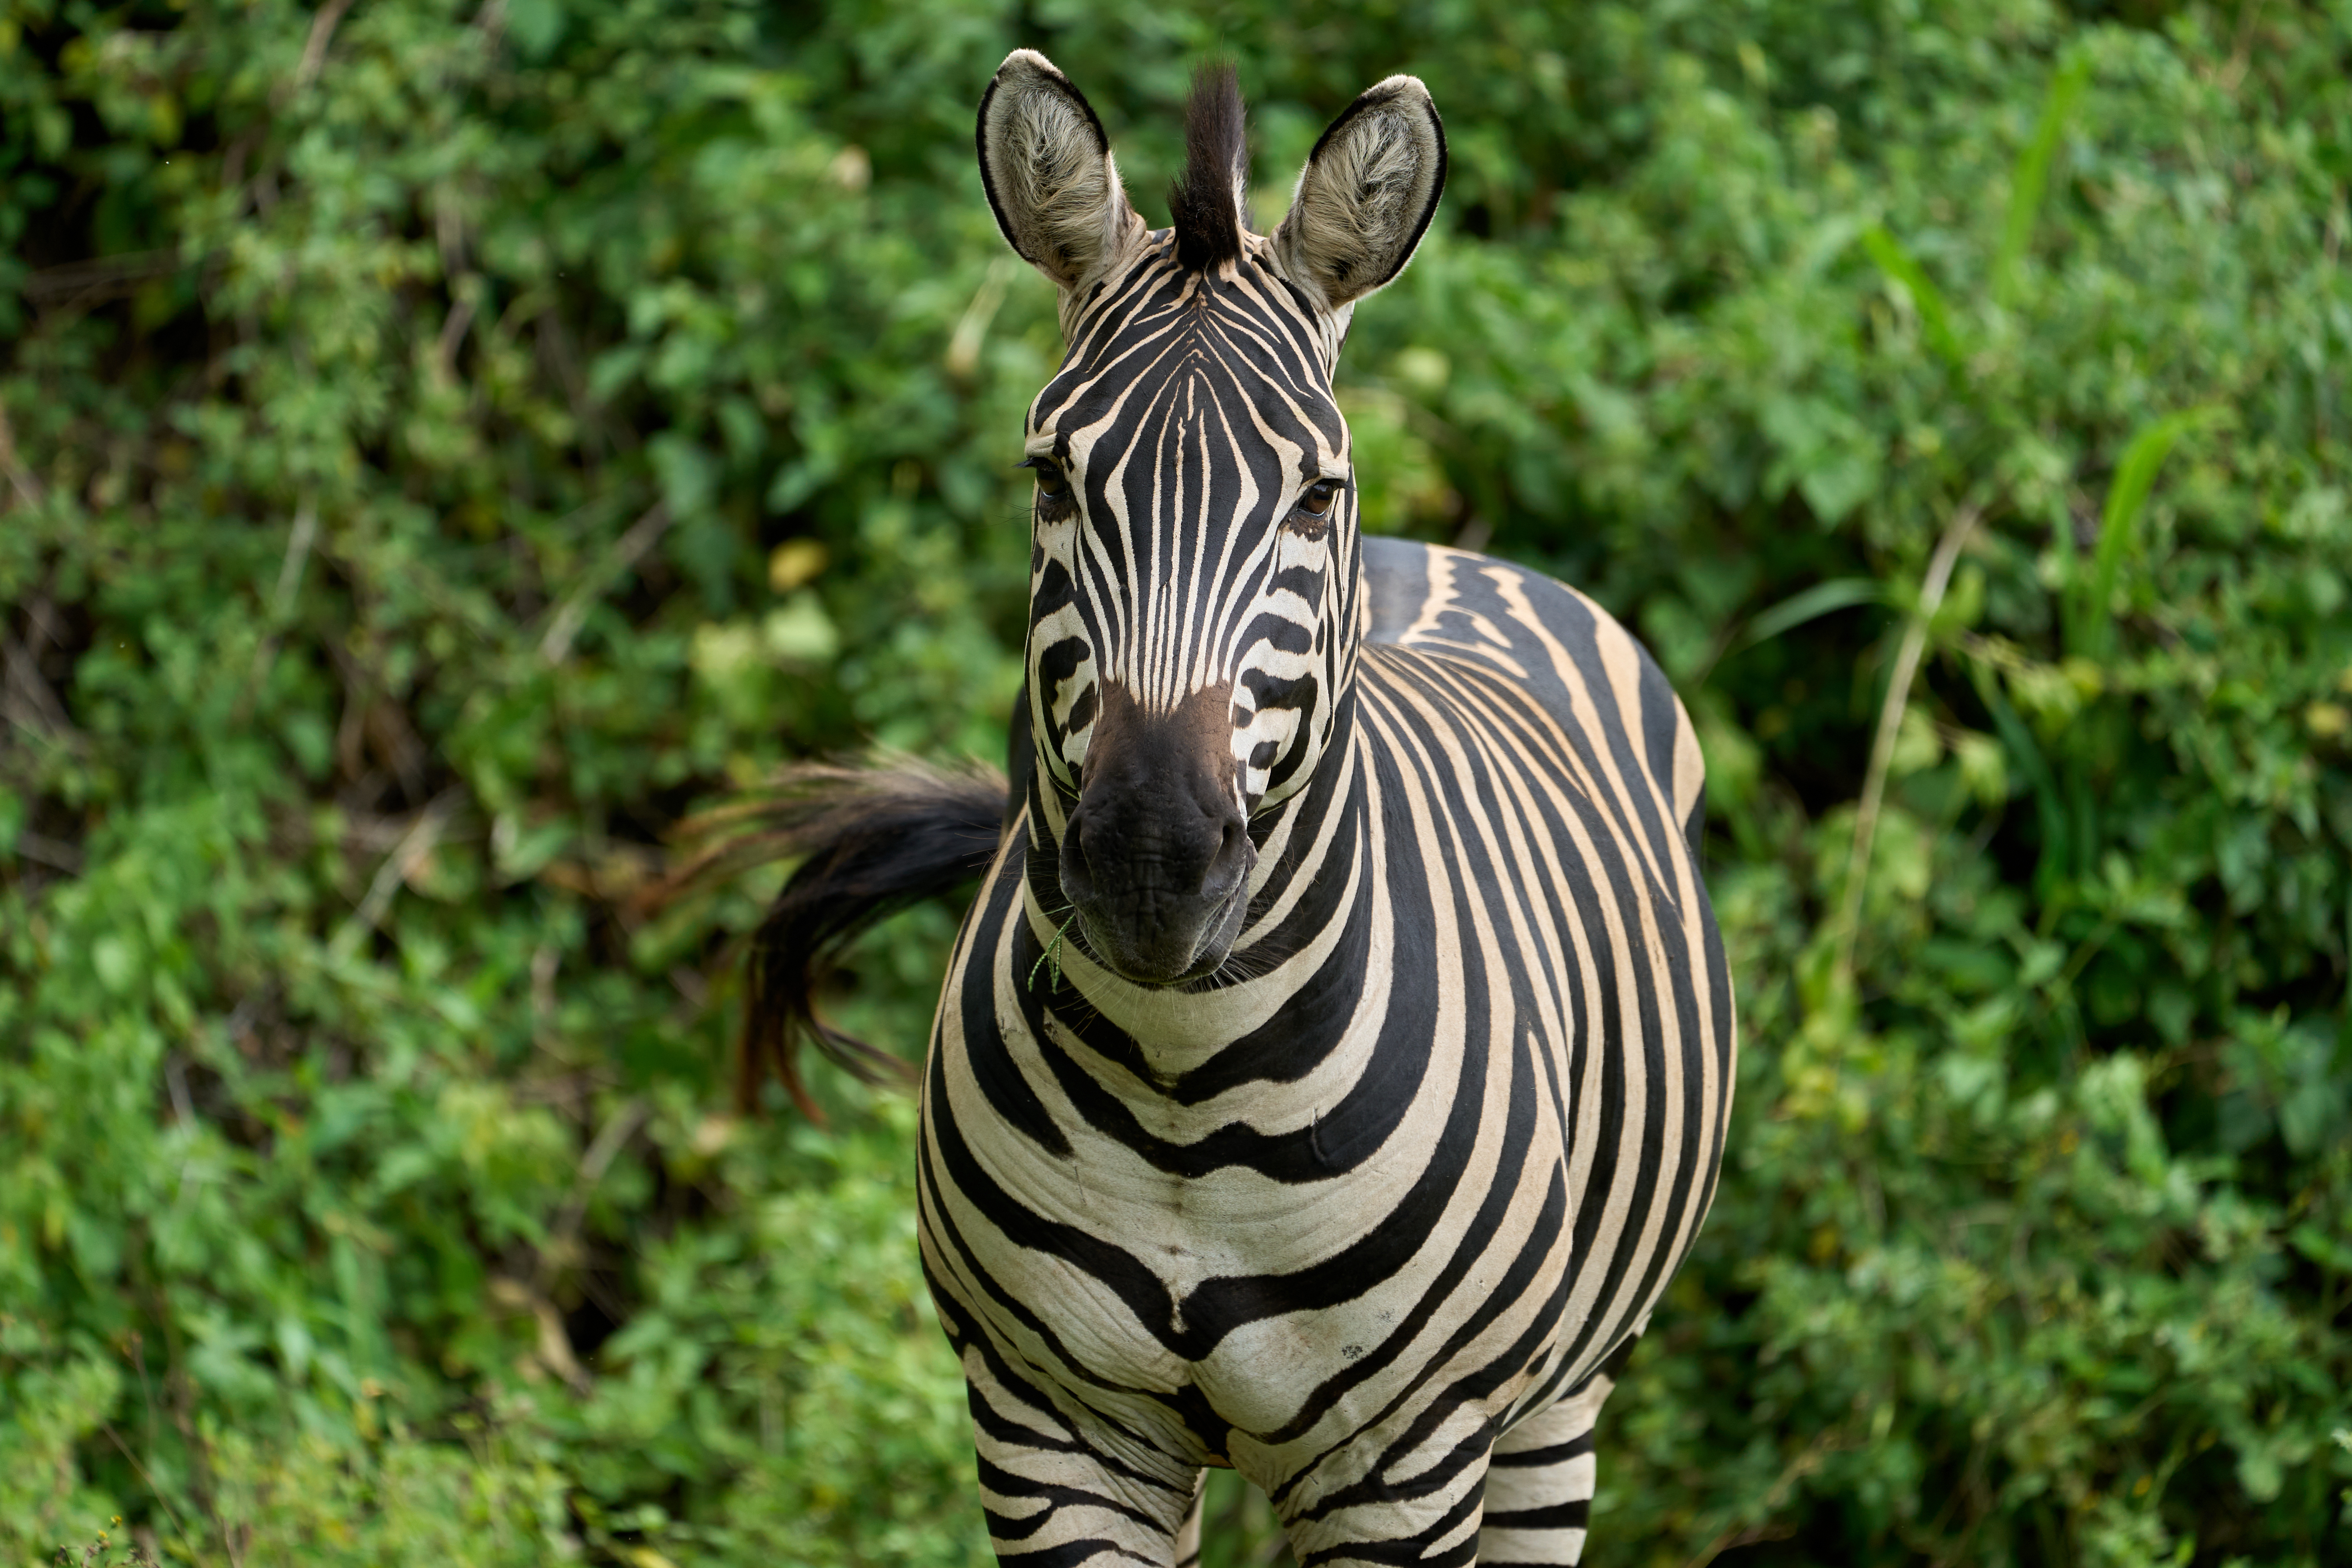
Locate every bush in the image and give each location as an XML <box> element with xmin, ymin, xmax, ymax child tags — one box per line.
<box><xmin>1</xmin><ymin>1</ymin><xmax>2346</xmax><ymax>1563</ymax></box>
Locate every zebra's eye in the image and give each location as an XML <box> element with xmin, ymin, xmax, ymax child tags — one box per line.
<box><xmin>1287</xmin><ymin>479</ymin><xmax>1341</xmax><ymax>535</ymax></box>
<box><xmin>1029</xmin><ymin>459</ymin><xmax>1069</xmax><ymax>499</ymax></box>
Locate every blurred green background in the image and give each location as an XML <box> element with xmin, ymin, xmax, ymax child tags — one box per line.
<box><xmin>3</xmin><ymin>0</ymin><xmax>2349</xmax><ymax>1563</ymax></box>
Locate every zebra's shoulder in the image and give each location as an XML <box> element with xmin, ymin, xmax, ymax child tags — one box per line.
<box><xmin>1361</xmin><ymin>537</ymin><xmax>1707</xmax><ymax>854</ymax></box>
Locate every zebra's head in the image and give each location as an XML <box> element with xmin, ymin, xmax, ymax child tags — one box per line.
<box><xmin>978</xmin><ymin>52</ymin><xmax>1445</xmax><ymax>986</ymax></box>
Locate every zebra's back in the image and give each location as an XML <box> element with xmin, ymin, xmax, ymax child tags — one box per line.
<box><xmin>1354</xmin><ymin>540</ymin><xmax>1735</xmax><ymax>1400</ymax></box>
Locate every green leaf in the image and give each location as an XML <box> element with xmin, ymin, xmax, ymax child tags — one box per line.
<box><xmin>505</xmin><ymin>0</ymin><xmax>566</xmax><ymax>60</ymax></box>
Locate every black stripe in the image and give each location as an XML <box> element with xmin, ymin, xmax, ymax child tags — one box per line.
<box><xmin>1481</xmin><ymin>1499</ymin><xmax>1591</xmax><ymax>1531</ymax></box>
<box><xmin>1491</xmin><ymin>1431</ymin><xmax>1597</xmax><ymax>1469</ymax></box>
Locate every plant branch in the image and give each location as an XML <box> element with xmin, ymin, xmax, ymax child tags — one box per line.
<box><xmin>539</xmin><ymin>501</ymin><xmax>672</xmax><ymax>665</ymax></box>
<box><xmin>1833</xmin><ymin>500</ymin><xmax>1984</xmax><ymax>995</ymax></box>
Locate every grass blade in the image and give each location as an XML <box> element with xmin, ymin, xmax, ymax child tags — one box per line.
<box><xmin>1736</xmin><ymin>577</ymin><xmax>1884</xmax><ymax>652</ymax></box>
<box><xmin>1992</xmin><ymin>52</ymin><xmax>2091</xmax><ymax>309</ymax></box>
<box><xmin>1861</xmin><ymin>226</ymin><xmax>1966</xmax><ymax>369</ymax></box>
<box><xmin>2074</xmin><ymin>408</ymin><xmax>2217</xmax><ymax>659</ymax></box>
<box><xmin>1968</xmin><ymin>657</ymin><xmax>2070</xmax><ymax>900</ymax></box>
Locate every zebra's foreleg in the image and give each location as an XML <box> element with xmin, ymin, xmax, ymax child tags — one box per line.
<box><xmin>976</xmin><ymin>1436</ymin><xmax>1203</xmax><ymax>1565</ymax></box>
<box><xmin>1172</xmin><ymin>1471</ymin><xmax>1206</xmax><ymax>1568</ymax></box>
<box><xmin>961</xmin><ymin>1357</ymin><xmax>1201</xmax><ymax>1565</ymax></box>
<box><xmin>1474</xmin><ymin>1340</ymin><xmax>1638</xmax><ymax>1567</ymax></box>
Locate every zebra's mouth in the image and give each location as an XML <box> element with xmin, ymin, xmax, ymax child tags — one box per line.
<box><xmin>1053</xmin><ymin>679</ymin><xmax>1258</xmax><ymax>986</ymax></box>
<box><xmin>1067</xmin><ymin>869</ymin><xmax>1252</xmax><ymax>987</ymax></box>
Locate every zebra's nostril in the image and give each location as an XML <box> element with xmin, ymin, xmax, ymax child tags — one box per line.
<box><xmin>1057</xmin><ymin>810</ymin><xmax>1096</xmax><ymax>905</ymax></box>
<box><xmin>1201</xmin><ymin>817</ymin><xmax>1253</xmax><ymax>899</ymax></box>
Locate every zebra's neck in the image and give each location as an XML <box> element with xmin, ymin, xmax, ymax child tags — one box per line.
<box><xmin>1015</xmin><ymin>690</ymin><xmax>1374</xmax><ymax>1084</ymax></box>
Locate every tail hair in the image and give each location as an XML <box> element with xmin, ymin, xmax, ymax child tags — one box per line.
<box><xmin>671</xmin><ymin>757</ymin><xmax>1008</xmax><ymax>1119</ymax></box>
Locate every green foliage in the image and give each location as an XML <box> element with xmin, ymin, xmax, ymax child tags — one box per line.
<box><xmin>2</xmin><ymin>1</ymin><xmax>2348</xmax><ymax>1565</ymax></box>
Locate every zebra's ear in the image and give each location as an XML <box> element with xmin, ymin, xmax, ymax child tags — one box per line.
<box><xmin>977</xmin><ymin>50</ymin><xmax>1146</xmax><ymax>294</ymax></box>
<box><xmin>1272</xmin><ymin>76</ymin><xmax>1446</xmax><ymax>312</ymax></box>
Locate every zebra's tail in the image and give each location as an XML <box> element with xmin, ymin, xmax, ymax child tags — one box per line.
<box><xmin>669</xmin><ymin>758</ymin><xmax>1008</xmax><ymax>1120</ymax></box>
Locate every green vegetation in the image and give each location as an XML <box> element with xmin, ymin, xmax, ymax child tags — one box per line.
<box><xmin>3</xmin><ymin>0</ymin><xmax>2348</xmax><ymax>1563</ymax></box>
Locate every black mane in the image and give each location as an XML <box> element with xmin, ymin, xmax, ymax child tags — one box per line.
<box><xmin>1168</xmin><ymin>64</ymin><xmax>1246</xmax><ymax>271</ymax></box>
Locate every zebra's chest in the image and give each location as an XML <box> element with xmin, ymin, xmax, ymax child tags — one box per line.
<box><xmin>946</xmin><ymin>1103</ymin><xmax>1570</xmax><ymax>1439</ymax></box>
<box><xmin>924</xmin><ymin>888</ymin><xmax>1578</xmax><ymax>1442</ymax></box>
<box><xmin>917</xmin><ymin>642</ymin><xmax>1732</xmax><ymax>1454</ymax></box>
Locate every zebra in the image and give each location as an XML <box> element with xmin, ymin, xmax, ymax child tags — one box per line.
<box><xmin>738</xmin><ymin>52</ymin><xmax>1736</xmax><ymax>1567</ymax></box>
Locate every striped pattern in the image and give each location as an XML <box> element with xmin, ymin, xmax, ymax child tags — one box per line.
<box><xmin>924</xmin><ymin>533</ymin><xmax>1733</xmax><ymax>1565</ymax></box>
<box><xmin>925</xmin><ymin>60</ymin><xmax>1734</xmax><ymax>1565</ymax></box>
<box><xmin>1024</xmin><ymin>231</ymin><xmax>1355</xmax><ymax>813</ymax></box>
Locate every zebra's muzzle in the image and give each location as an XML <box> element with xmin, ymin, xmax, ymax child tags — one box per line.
<box><xmin>1055</xmin><ymin>682</ymin><xmax>1255</xmax><ymax>985</ymax></box>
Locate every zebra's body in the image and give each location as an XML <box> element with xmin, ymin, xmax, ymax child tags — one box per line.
<box><xmin>742</xmin><ymin>53</ymin><xmax>1735</xmax><ymax>1567</ymax></box>
<box><xmin>925</xmin><ymin>540</ymin><xmax>1732</xmax><ymax>1566</ymax></box>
